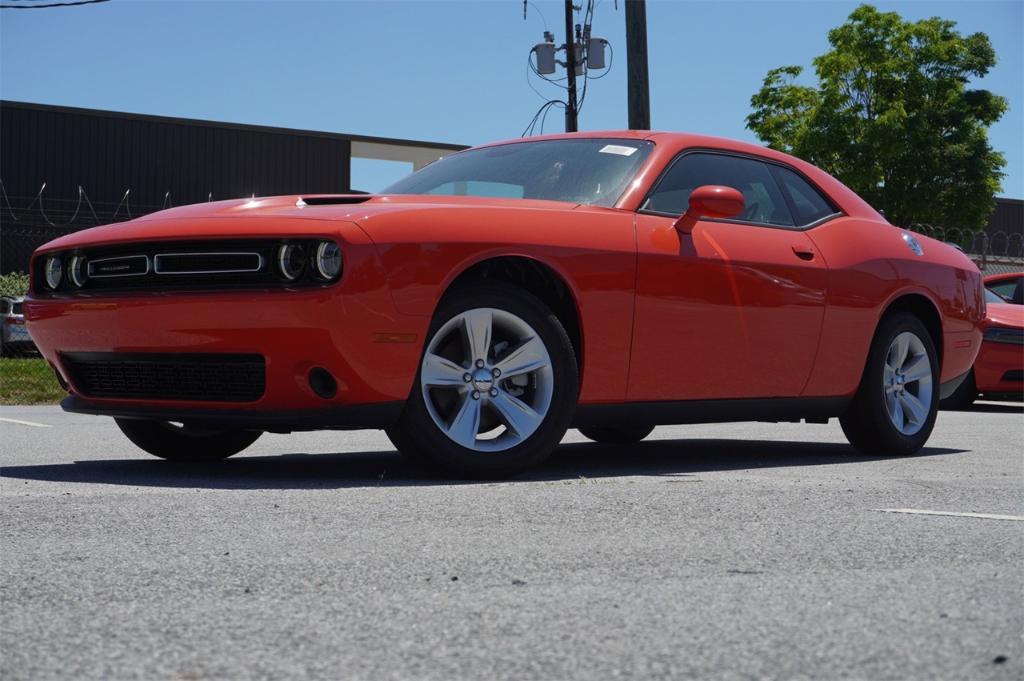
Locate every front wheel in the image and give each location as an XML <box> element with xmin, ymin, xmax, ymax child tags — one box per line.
<box><xmin>386</xmin><ymin>283</ymin><xmax>578</xmax><ymax>478</ymax></box>
<box><xmin>840</xmin><ymin>313</ymin><xmax>939</xmax><ymax>456</ymax></box>
<box><xmin>115</xmin><ymin>418</ymin><xmax>261</xmax><ymax>461</ymax></box>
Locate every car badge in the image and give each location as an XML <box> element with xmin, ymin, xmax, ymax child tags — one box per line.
<box><xmin>902</xmin><ymin>231</ymin><xmax>924</xmax><ymax>256</ymax></box>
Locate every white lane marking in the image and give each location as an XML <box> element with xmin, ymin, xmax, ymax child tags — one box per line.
<box><xmin>874</xmin><ymin>508</ymin><xmax>1024</xmax><ymax>522</ymax></box>
<box><xmin>0</xmin><ymin>416</ymin><xmax>52</xmax><ymax>428</ymax></box>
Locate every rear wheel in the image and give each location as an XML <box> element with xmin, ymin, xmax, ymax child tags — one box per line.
<box><xmin>840</xmin><ymin>313</ymin><xmax>939</xmax><ymax>456</ymax></box>
<box><xmin>115</xmin><ymin>418</ymin><xmax>261</xmax><ymax>461</ymax></box>
<box><xmin>578</xmin><ymin>425</ymin><xmax>655</xmax><ymax>444</ymax></box>
<box><xmin>386</xmin><ymin>283</ymin><xmax>578</xmax><ymax>478</ymax></box>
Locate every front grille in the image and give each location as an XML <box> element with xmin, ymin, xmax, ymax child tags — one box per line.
<box><xmin>62</xmin><ymin>352</ymin><xmax>265</xmax><ymax>402</ymax></box>
<box><xmin>88</xmin><ymin>255</ymin><xmax>149</xmax><ymax>278</ymax></box>
<box><xmin>153</xmin><ymin>252</ymin><xmax>263</xmax><ymax>275</ymax></box>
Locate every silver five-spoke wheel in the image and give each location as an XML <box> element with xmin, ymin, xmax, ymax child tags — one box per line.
<box><xmin>420</xmin><ymin>307</ymin><xmax>554</xmax><ymax>452</ymax></box>
<box><xmin>882</xmin><ymin>331</ymin><xmax>933</xmax><ymax>436</ymax></box>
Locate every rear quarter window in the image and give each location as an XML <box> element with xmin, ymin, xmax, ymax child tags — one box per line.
<box><xmin>769</xmin><ymin>165</ymin><xmax>838</xmax><ymax>226</ymax></box>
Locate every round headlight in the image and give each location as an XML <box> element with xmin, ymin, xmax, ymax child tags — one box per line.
<box><xmin>44</xmin><ymin>255</ymin><xmax>63</xmax><ymax>290</ymax></box>
<box><xmin>68</xmin><ymin>255</ymin><xmax>88</xmax><ymax>288</ymax></box>
<box><xmin>276</xmin><ymin>243</ymin><xmax>306</xmax><ymax>281</ymax></box>
<box><xmin>313</xmin><ymin>241</ymin><xmax>342</xmax><ymax>281</ymax></box>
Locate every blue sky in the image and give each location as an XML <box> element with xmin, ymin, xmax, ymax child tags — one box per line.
<box><xmin>2</xmin><ymin>0</ymin><xmax>1021</xmax><ymax>198</ymax></box>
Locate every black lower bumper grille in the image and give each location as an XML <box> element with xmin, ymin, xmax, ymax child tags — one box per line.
<box><xmin>61</xmin><ymin>352</ymin><xmax>265</xmax><ymax>402</ymax></box>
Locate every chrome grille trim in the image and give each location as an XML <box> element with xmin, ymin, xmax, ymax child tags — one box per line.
<box><xmin>152</xmin><ymin>252</ymin><xmax>264</xmax><ymax>275</ymax></box>
<box><xmin>86</xmin><ymin>254</ymin><xmax>150</xmax><ymax>279</ymax></box>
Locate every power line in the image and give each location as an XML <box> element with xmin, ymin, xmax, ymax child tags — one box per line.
<box><xmin>1</xmin><ymin>0</ymin><xmax>110</xmax><ymax>8</ymax></box>
<box><xmin>521</xmin><ymin>100</ymin><xmax>565</xmax><ymax>138</ymax></box>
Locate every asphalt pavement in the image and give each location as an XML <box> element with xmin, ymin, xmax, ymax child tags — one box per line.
<box><xmin>1</xmin><ymin>403</ymin><xmax>1022</xmax><ymax>680</ymax></box>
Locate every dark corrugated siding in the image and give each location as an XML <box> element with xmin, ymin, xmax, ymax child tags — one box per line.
<box><xmin>0</xmin><ymin>101</ymin><xmax>365</xmax><ymax>273</ymax></box>
<box><xmin>0</xmin><ymin>102</ymin><xmax>351</xmax><ymax>209</ymax></box>
<box><xmin>986</xmin><ymin>199</ymin><xmax>1023</xmax><ymax>237</ymax></box>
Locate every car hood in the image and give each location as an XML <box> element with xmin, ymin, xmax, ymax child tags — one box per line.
<box><xmin>137</xmin><ymin>193</ymin><xmax>582</xmax><ymax>221</ymax></box>
<box><xmin>34</xmin><ymin>194</ymin><xmax>583</xmax><ymax>252</ymax></box>
<box><xmin>986</xmin><ymin>301</ymin><xmax>1024</xmax><ymax>329</ymax></box>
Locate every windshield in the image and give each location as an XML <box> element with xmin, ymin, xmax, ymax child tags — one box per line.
<box><xmin>382</xmin><ymin>138</ymin><xmax>654</xmax><ymax>207</ymax></box>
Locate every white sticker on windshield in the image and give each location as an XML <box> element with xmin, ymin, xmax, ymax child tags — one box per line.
<box><xmin>599</xmin><ymin>144</ymin><xmax>638</xmax><ymax>156</ymax></box>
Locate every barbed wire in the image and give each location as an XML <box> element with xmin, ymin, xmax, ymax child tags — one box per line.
<box><xmin>0</xmin><ymin>189</ymin><xmax>1021</xmax><ymax>274</ymax></box>
<box><xmin>910</xmin><ymin>223</ymin><xmax>1024</xmax><ymax>260</ymax></box>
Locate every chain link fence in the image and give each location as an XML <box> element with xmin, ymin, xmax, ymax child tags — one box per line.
<box><xmin>1</xmin><ymin>184</ymin><xmax>188</xmax><ymax>403</ymax></box>
<box><xmin>1</xmin><ymin>185</ymin><xmax>1022</xmax><ymax>403</ymax></box>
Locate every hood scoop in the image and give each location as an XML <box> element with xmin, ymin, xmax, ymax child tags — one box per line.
<box><xmin>296</xmin><ymin>194</ymin><xmax>372</xmax><ymax>207</ymax></box>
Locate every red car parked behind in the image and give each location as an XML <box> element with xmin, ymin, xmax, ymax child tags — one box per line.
<box><xmin>942</xmin><ymin>275</ymin><xmax>1024</xmax><ymax>407</ymax></box>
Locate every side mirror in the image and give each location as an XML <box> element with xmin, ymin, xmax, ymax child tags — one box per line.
<box><xmin>673</xmin><ymin>185</ymin><xmax>745</xmax><ymax>233</ymax></box>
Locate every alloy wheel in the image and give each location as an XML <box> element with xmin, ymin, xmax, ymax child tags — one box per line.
<box><xmin>882</xmin><ymin>331</ymin><xmax>934</xmax><ymax>436</ymax></box>
<box><xmin>420</xmin><ymin>307</ymin><xmax>554</xmax><ymax>452</ymax></box>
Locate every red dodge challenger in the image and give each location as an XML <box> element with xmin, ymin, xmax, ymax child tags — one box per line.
<box><xmin>26</xmin><ymin>132</ymin><xmax>986</xmax><ymax>477</ymax></box>
<box><xmin>941</xmin><ymin>280</ymin><xmax>1023</xmax><ymax>407</ymax></box>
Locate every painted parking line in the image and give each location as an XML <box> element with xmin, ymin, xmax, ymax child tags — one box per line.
<box><xmin>0</xmin><ymin>417</ymin><xmax>52</xmax><ymax>428</ymax></box>
<box><xmin>873</xmin><ymin>508</ymin><xmax>1024</xmax><ymax>522</ymax></box>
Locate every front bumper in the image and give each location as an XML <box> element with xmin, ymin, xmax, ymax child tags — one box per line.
<box><xmin>974</xmin><ymin>340</ymin><xmax>1024</xmax><ymax>397</ymax></box>
<box><xmin>26</xmin><ymin>287</ymin><xmax>427</xmax><ymax>417</ymax></box>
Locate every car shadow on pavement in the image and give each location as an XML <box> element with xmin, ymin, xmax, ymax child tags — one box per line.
<box><xmin>0</xmin><ymin>438</ymin><xmax>966</xmax><ymax>490</ymax></box>
<box><xmin>959</xmin><ymin>402</ymin><xmax>1024</xmax><ymax>414</ymax></box>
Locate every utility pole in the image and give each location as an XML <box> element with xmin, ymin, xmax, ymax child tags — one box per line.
<box><xmin>523</xmin><ymin>1</ymin><xmax>609</xmax><ymax>136</ymax></box>
<box><xmin>563</xmin><ymin>0</ymin><xmax>579</xmax><ymax>132</ymax></box>
<box><xmin>624</xmin><ymin>0</ymin><xmax>650</xmax><ymax>130</ymax></box>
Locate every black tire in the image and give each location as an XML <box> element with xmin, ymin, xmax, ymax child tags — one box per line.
<box><xmin>386</xmin><ymin>282</ymin><xmax>579</xmax><ymax>479</ymax></box>
<box><xmin>939</xmin><ymin>369</ymin><xmax>977</xmax><ymax>410</ymax></box>
<box><xmin>840</xmin><ymin>312</ymin><xmax>939</xmax><ymax>456</ymax></box>
<box><xmin>579</xmin><ymin>425</ymin><xmax>655</xmax><ymax>444</ymax></box>
<box><xmin>115</xmin><ymin>418</ymin><xmax>261</xmax><ymax>461</ymax></box>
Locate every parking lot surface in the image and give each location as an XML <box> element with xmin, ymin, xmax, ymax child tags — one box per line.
<box><xmin>2</xmin><ymin>404</ymin><xmax>1022</xmax><ymax>680</ymax></box>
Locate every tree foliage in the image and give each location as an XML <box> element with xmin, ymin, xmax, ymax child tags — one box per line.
<box><xmin>0</xmin><ymin>273</ymin><xmax>29</xmax><ymax>298</ymax></box>
<box><xmin>747</xmin><ymin>4</ymin><xmax>1006</xmax><ymax>231</ymax></box>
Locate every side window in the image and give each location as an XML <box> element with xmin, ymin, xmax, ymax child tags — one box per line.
<box><xmin>770</xmin><ymin>165</ymin><xmax>838</xmax><ymax>226</ymax></box>
<box><xmin>643</xmin><ymin>153</ymin><xmax>794</xmax><ymax>227</ymax></box>
<box><xmin>988</xmin><ymin>277</ymin><xmax>1022</xmax><ymax>304</ymax></box>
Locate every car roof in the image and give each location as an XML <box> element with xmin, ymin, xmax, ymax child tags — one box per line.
<box><xmin>984</xmin><ymin>271</ymin><xmax>1023</xmax><ymax>284</ymax></box>
<box><xmin>476</xmin><ymin>130</ymin><xmax>775</xmax><ymax>155</ymax></box>
<box><xmin>467</xmin><ymin>130</ymin><xmax>885</xmax><ymax>220</ymax></box>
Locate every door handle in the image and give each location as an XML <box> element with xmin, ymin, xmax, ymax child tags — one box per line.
<box><xmin>792</xmin><ymin>245</ymin><xmax>816</xmax><ymax>261</ymax></box>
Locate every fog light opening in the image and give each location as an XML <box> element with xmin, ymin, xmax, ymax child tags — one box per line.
<box><xmin>308</xmin><ymin>367</ymin><xmax>338</xmax><ymax>399</ymax></box>
<box><xmin>48</xmin><ymin>362</ymin><xmax>70</xmax><ymax>393</ymax></box>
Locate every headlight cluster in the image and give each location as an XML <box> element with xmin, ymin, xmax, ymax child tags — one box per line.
<box><xmin>36</xmin><ymin>239</ymin><xmax>343</xmax><ymax>292</ymax></box>
<box><xmin>984</xmin><ymin>326</ymin><xmax>1024</xmax><ymax>345</ymax></box>
<box><xmin>274</xmin><ymin>240</ymin><xmax>342</xmax><ymax>283</ymax></box>
<box><xmin>40</xmin><ymin>254</ymin><xmax>89</xmax><ymax>291</ymax></box>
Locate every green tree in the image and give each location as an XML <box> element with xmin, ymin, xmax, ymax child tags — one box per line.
<box><xmin>0</xmin><ymin>272</ymin><xmax>29</xmax><ymax>298</ymax></box>
<box><xmin>747</xmin><ymin>4</ymin><xmax>1006</xmax><ymax>232</ymax></box>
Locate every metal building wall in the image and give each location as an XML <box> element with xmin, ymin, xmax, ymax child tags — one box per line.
<box><xmin>986</xmin><ymin>199</ymin><xmax>1023</xmax><ymax>237</ymax></box>
<box><xmin>0</xmin><ymin>100</ymin><xmax>352</xmax><ymax>207</ymax></box>
<box><xmin>0</xmin><ymin>101</ymin><xmax>357</xmax><ymax>274</ymax></box>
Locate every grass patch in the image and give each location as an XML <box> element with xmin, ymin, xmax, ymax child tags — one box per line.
<box><xmin>0</xmin><ymin>358</ymin><xmax>66</xmax><ymax>405</ymax></box>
